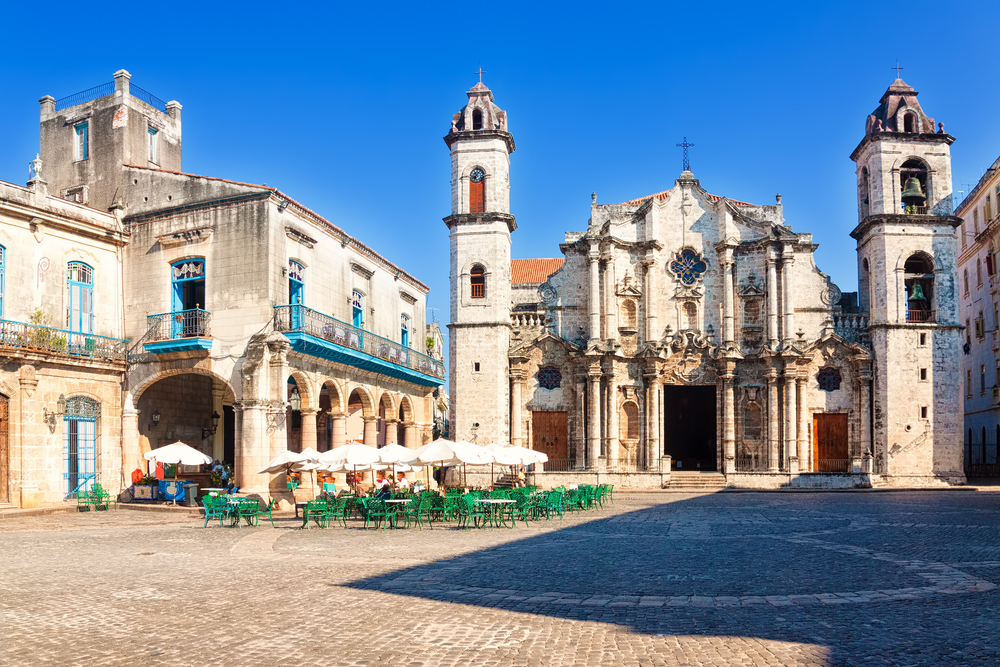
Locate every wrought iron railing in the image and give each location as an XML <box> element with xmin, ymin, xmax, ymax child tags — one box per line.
<box><xmin>146</xmin><ymin>309</ymin><xmax>211</xmax><ymax>341</ymax></box>
<box><xmin>906</xmin><ymin>310</ymin><xmax>935</xmax><ymax>323</ymax></box>
<box><xmin>55</xmin><ymin>82</ymin><xmax>115</xmax><ymax>110</ymax></box>
<box><xmin>815</xmin><ymin>459</ymin><xmax>852</xmax><ymax>473</ymax></box>
<box><xmin>130</xmin><ymin>83</ymin><xmax>168</xmax><ymax>112</ymax></box>
<box><xmin>273</xmin><ymin>304</ymin><xmax>445</xmax><ymax>380</ymax></box>
<box><xmin>735</xmin><ymin>455</ymin><xmax>771</xmax><ymax>472</ymax></box>
<box><xmin>904</xmin><ymin>205</ymin><xmax>929</xmax><ymax>215</ymax></box>
<box><xmin>0</xmin><ymin>319</ymin><xmax>127</xmax><ymax>362</ymax></box>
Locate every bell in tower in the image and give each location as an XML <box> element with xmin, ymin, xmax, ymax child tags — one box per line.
<box><xmin>901</xmin><ymin>176</ymin><xmax>926</xmax><ymax>206</ymax></box>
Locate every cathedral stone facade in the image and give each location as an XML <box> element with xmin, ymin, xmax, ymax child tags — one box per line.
<box><xmin>447</xmin><ymin>78</ymin><xmax>966</xmax><ymax>488</ymax></box>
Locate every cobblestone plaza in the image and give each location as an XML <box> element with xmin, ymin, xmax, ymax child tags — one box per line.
<box><xmin>3</xmin><ymin>491</ymin><xmax>1000</xmax><ymax>666</ymax></box>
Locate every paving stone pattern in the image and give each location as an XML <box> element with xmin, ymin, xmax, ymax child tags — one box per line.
<box><xmin>2</xmin><ymin>492</ymin><xmax>1000</xmax><ymax>666</ymax></box>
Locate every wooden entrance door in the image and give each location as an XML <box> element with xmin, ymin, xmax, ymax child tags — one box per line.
<box><xmin>0</xmin><ymin>395</ymin><xmax>7</xmax><ymax>503</ymax></box>
<box><xmin>532</xmin><ymin>411</ymin><xmax>568</xmax><ymax>464</ymax></box>
<box><xmin>813</xmin><ymin>413</ymin><xmax>849</xmax><ymax>472</ymax></box>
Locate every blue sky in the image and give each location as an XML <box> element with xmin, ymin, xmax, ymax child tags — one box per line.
<box><xmin>1</xmin><ymin>0</ymin><xmax>998</xmax><ymax>333</ymax></box>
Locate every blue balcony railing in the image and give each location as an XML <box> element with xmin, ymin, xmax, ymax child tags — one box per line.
<box><xmin>147</xmin><ymin>309</ymin><xmax>211</xmax><ymax>341</ymax></box>
<box><xmin>273</xmin><ymin>304</ymin><xmax>445</xmax><ymax>382</ymax></box>
<box><xmin>0</xmin><ymin>319</ymin><xmax>127</xmax><ymax>362</ymax></box>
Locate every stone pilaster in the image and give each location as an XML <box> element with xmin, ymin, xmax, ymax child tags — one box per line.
<box><xmin>211</xmin><ymin>384</ymin><xmax>225</xmax><ymax>462</ymax></box>
<box><xmin>587</xmin><ymin>371</ymin><xmax>601</xmax><ymax>468</ymax></box>
<box><xmin>605</xmin><ymin>368</ymin><xmax>619</xmax><ymax>461</ymax></box>
<box><xmin>643</xmin><ymin>258</ymin><xmax>658</xmax><ymax>342</ymax></box>
<box><xmin>796</xmin><ymin>376</ymin><xmax>809</xmax><ymax>472</ymax></box>
<box><xmin>766</xmin><ymin>368</ymin><xmax>780</xmax><ymax>472</ymax></box>
<box><xmin>644</xmin><ymin>370</ymin><xmax>659</xmax><ymax>470</ymax></box>
<box><xmin>17</xmin><ymin>366</ymin><xmax>39</xmax><ymax>508</ymax></box>
<box><xmin>722</xmin><ymin>368</ymin><xmax>736</xmax><ymax>474</ymax></box>
<box><xmin>767</xmin><ymin>254</ymin><xmax>779</xmax><ymax>349</ymax></box>
<box><xmin>588</xmin><ymin>246</ymin><xmax>601</xmax><ymax>342</ymax></box>
<box><xmin>362</xmin><ymin>416</ymin><xmax>378</xmax><ymax>447</ymax></box>
<box><xmin>510</xmin><ymin>370</ymin><xmax>524</xmax><ymax>448</ymax></box>
<box><xmin>784</xmin><ymin>369</ymin><xmax>798</xmax><ymax>473</ymax></box>
<box><xmin>574</xmin><ymin>377</ymin><xmax>586</xmax><ymax>469</ymax></box>
<box><xmin>604</xmin><ymin>252</ymin><xmax>617</xmax><ymax>343</ymax></box>
<box><xmin>782</xmin><ymin>251</ymin><xmax>796</xmax><ymax>344</ymax></box>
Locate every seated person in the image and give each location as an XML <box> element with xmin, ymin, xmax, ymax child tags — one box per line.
<box><xmin>396</xmin><ymin>472</ymin><xmax>410</xmax><ymax>490</ymax></box>
<box><xmin>374</xmin><ymin>472</ymin><xmax>391</xmax><ymax>498</ymax></box>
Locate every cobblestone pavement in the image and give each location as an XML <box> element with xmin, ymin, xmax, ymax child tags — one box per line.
<box><xmin>2</xmin><ymin>491</ymin><xmax>1000</xmax><ymax>666</ymax></box>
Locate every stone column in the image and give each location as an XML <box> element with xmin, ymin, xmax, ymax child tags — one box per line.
<box><xmin>858</xmin><ymin>368</ymin><xmax>873</xmax><ymax>467</ymax></box>
<box><xmin>235</xmin><ymin>400</ymin><xmax>269</xmax><ymax>496</ymax></box>
<box><xmin>766</xmin><ymin>369</ymin><xmax>779</xmax><ymax>472</ymax></box>
<box><xmin>362</xmin><ymin>416</ymin><xmax>378</xmax><ymax>448</ymax></box>
<box><xmin>267</xmin><ymin>340</ymin><xmax>291</xmax><ymax>459</ymax></box>
<box><xmin>331</xmin><ymin>415</ymin><xmax>347</xmax><ymax>449</ymax></box>
<box><xmin>212</xmin><ymin>384</ymin><xmax>225</xmax><ymax>462</ymax></box>
<box><xmin>784</xmin><ymin>370</ymin><xmax>798</xmax><ymax>472</ymax></box>
<box><xmin>17</xmin><ymin>366</ymin><xmax>38</xmax><ymax>508</ymax></box>
<box><xmin>574</xmin><ymin>377</ymin><xmax>586</xmax><ymax>469</ymax></box>
<box><xmin>588</xmin><ymin>247</ymin><xmax>601</xmax><ymax>342</ymax></box>
<box><xmin>722</xmin><ymin>370</ymin><xmax>736</xmax><ymax>473</ymax></box>
<box><xmin>301</xmin><ymin>409</ymin><xmax>318</xmax><ymax>452</ymax></box>
<box><xmin>604</xmin><ymin>254</ymin><xmax>617</xmax><ymax>342</ymax></box>
<box><xmin>587</xmin><ymin>372</ymin><xmax>601</xmax><ymax>468</ymax></box>
<box><xmin>404</xmin><ymin>423</ymin><xmax>418</xmax><ymax>448</ymax></box>
<box><xmin>657</xmin><ymin>383</ymin><xmax>664</xmax><ymax>462</ymax></box>
<box><xmin>121</xmin><ymin>402</ymin><xmax>141</xmax><ymax>477</ymax></box>
<box><xmin>767</xmin><ymin>255</ymin><xmax>779</xmax><ymax>349</ymax></box>
<box><xmin>606</xmin><ymin>370</ymin><xmax>619</xmax><ymax>461</ymax></box>
<box><xmin>644</xmin><ymin>374</ymin><xmax>659</xmax><ymax>470</ymax></box>
<box><xmin>796</xmin><ymin>377</ymin><xmax>808</xmax><ymax>472</ymax></box>
<box><xmin>644</xmin><ymin>259</ymin><xmax>658</xmax><ymax>342</ymax></box>
<box><xmin>782</xmin><ymin>252</ymin><xmax>796</xmax><ymax>344</ymax></box>
<box><xmin>384</xmin><ymin>419</ymin><xmax>399</xmax><ymax>445</ymax></box>
<box><xmin>510</xmin><ymin>370</ymin><xmax>524</xmax><ymax>447</ymax></box>
<box><xmin>722</xmin><ymin>253</ymin><xmax>736</xmax><ymax>344</ymax></box>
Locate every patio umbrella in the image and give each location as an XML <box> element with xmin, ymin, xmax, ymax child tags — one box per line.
<box><xmin>481</xmin><ymin>443</ymin><xmax>522</xmax><ymax>489</ymax></box>
<box><xmin>378</xmin><ymin>443</ymin><xmax>420</xmax><ymax>489</ymax></box>
<box><xmin>144</xmin><ymin>442</ymin><xmax>212</xmax><ymax>504</ymax></box>
<box><xmin>296</xmin><ymin>448</ymin><xmax>323</xmax><ymax>497</ymax></box>
<box><xmin>319</xmin><ymin>443</ymin><xmax>382</xmax><ymax>494</ymax></box>
<box><xmin>407</xmin><ymin>439</ymin><xmax>492</xmax><ymax>490</ymax></box>
<box><xmin>257</xmin><ymin>449</ymin><xmax>306</xmax><ymax>475</ymax></box>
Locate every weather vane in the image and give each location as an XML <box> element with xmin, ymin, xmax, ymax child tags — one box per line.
<box><xmin>676</xmin><ymin>137</ymin><xmax>694</xmax><ymax>172</ymax></box>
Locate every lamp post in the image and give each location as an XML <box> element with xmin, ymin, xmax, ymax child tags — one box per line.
<box><xmin>202</xmin><ymin>411</ymin><xmax>221</xmax><ymax>440</ymax></box>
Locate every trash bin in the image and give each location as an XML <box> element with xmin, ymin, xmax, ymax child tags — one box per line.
<box><xmin>182</xmin><ymin>482</ymin><xmax>199</xmax><ymax>507</ymax></box>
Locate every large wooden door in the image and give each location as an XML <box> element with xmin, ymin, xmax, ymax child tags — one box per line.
<box><xmin>813</xmin><ymin>413</ymin><xmax>849</xmax><ymax>472</ymax></box>
<box><xmin>0</xmin><ymin>395</ymin><xmax>7</xmax><ymax>503</ymax></box>
<box><xmin>532</xmin><ymin>411</ymin><xmax>568</xmax><ymax>464</ymax></box>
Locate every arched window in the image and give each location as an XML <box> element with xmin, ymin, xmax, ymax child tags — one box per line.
<box><xmin>63</xmin><ymin>396</ymin><xmax>99</xmax><ymax>495</ymax></box>
<box><xmin>67</xmin><ymin>262</ymin><xmax>93</xmax><ymax>334</ymax></box>
<box><xmin>682</xmin><ymin>301</ymin><xmax>698</xmax><ymax>329</ymax></box>
<box><xmin>904</xmin><ymin>253</ymin><xmax>934</xmax><ymax>322</ymax></box>
<box><xmin>470</xmin><ymin>265</ymin><xmax>486</xmax><ymax>298</ymax></box>
<box><xmin>469</xmin><ymin>167</ymin><xmax>485</xmax><ymax>214</ymax></box>
<box><xmin>859</xmin><ymin>167</ymin><xmax>870</xmax><ymax>218</ymax></box>
<box><xmin>400</xmin><ymin>314</ymin><xmax>410</xmax><ymax>347</ymax></box>
<box><xmin>900</xmin><ymin>158</ymin><xmax>929</xmax><ymax>212</ymax></box>
<box><xmin>620</xmin><ymin>401</ymin><xmax>640</xmax><ymax>441</ymax></box>
<box><xmin>472</xmin><ymin>108</ymin><xmax>483</xmax><ymax>130</ymax></box>
<box><xmin>903</xmin><ymin>113</ymin><xmax>916</xmax><ymax>133</ymax></box>
<box><xmin>288</xmin><ymin>261</ymin><xmax>304</xmax><ymax>305</ymax></box>
<box><xmin>352</xmin><ymin>290</ymin><xmax>364</xmax><ymax>328</ymax></box>
<box><xmin>744</xmin><ymin>403</ymin><xmax>763</xmax><ymax>441</ymax></box>
<box><xmin>620</xmin><ymin>299</ymin><xmax>637</xmax><ymax>329</ymax></box>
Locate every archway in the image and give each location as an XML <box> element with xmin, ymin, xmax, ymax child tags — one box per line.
<box><xmin>399</xmin><ymin>395</ymin><xmax>416</xmax><ymax>447</ymax></box>
<box><xmin>662</xmin><ymin>385</ymin><xmax>717</xmax><ymax>471</ymax></box>
<box><xmin>317</xmin><ymin>381</ymin><xmax>344</xmax><ymax>452</ymax></box>
<box><xmin>136</xmin><ymin>372</ymin><xmax>235</xmax><ymax>465</ymax></box>
<box><xmin>345</xmin><ymin>387</ymin><xmax>373</xmax><ymax>443</ymax></box>
<box><xmin>377</xmin><ymin>392</ymin><xmax>396</xmax><ymax>447</ymax></box>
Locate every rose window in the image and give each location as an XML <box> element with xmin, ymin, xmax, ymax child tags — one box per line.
<box><xmin>669</xmin><ymin>249</ymin><xmax>708</xmax><ymax>286</ymax></box>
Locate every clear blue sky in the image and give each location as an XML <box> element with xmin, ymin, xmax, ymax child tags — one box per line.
<box><xmin>1</xmin><ymin>1</ymin><xmax>998</xmax><ymax>334</ymax></box>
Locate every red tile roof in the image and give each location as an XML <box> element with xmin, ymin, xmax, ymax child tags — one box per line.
<box><xmin>619</xmin><ymin>188</ymin><xmax>752</xmax><ymax>207</ymax></box>
<box><xmin>511</xmin><ymin>258</ymin><xmax>564</xmax><ymax>284</ymax></box>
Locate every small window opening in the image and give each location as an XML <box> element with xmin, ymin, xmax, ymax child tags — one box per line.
<box><xmin>919</xmin><ymin>368</ymin><xmax>927</xmax><ymax>381</ymax></box>
<box><xmin>920</xmin><ymin>406</ymin><xmax>928</xmax><ymax>419</ymax></box>
<box><xmin>470</xmin><ymin>265</ymin><xmax>486</xmax><ymax>298</ymax></box>
<box><xmin>904</xmin><ymin>253</ymin><xmax>934</xmax><ymax>322</ymax></box>
<box><xmin>919</xmin><ymin>333</ymin><xmax>927</xmax><ymax>346</ymax></box>
<box><xmin>904</xmin><ymin>113</ymin><xmax>916</xmax><ymax>133</ymax></box>
<box><xmin>472</xmin><ymin>108</ymin><xmax>483</xmax><ymax>130</ymax></box>
<box><xmin>474</xmin><ymin>362</ymin><xmax>480</xmax><ymax>372</ymax></box>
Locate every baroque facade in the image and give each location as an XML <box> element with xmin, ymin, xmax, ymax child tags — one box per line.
<box><xmin>1</xmin><ymin>70</ymin><xmax>444</xmax><ymax>507</ymax></box>
<box><xmin>447</xmin><ymin>78</ymin><xmax>965</xmax><ymax>488</ymax></box>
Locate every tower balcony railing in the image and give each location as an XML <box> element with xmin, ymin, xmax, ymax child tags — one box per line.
<box><xmin>274</xmin><ymin>304</ymin><xmax>445</xmax><ymax>381</ymax></box>
<box><xmin>146</xmin><ymin>308</ymin><xmax>212</xmax><ymax>341</ymax></box>
<box><xmin>0</xmin><ymin>318</ymin><xmax>127</xmax><ymax>362</ymax></box>
<box><xmin>903</xmin><ymin>205</ymin><xmax>929</xmax><ymax>215</ymax></box>
<box><xmin>906</xmin><ymin>310</ymin><xmax>935</xmax><ymax>324</ymax></box>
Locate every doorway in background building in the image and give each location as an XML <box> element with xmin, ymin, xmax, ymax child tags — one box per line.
<box><xmin>532</xmin><ymin>411</ymin><xmax>568</xmax><ymax>465</ymax></box>
<box><xmin>813</xmin><ymin>413</ymin><xmax>849</xmax><ymax>472</ymax></box>
<box><xmin>662</xmin><ymin>385</ymin><xmax>717</xmax><ymax>471</ymax></box>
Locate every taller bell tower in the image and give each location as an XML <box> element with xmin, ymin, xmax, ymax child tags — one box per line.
<box><xmin>444</xmin><ymin>82</ymin><xmax>516</xmax><ymax>445</ymax></box>
<box><xmin>850</xmin><ymin>77</ymin><xmax>965</xmax><ymax>484</ymax></box>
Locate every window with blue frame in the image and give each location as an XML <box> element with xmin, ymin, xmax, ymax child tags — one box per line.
<box><xmin>172</xmin><ymin>259</ymin><xmax>205</xmax><ymax>311</ymax></box>
<box><xmin>74</xmin><ymin>122</ymin><xmax>89</xmax><ymax>161</ymax></box>
<box><xmin>401</xmin><ymin>314</ymin><xmax>410</xmax><ymax>347</ymax></box>
<box><xmin>63</xmin><ymin>396</ymin><xmax>99</xmax><ymax>495</ymax></box>
<box><xmin>0</xmin><ymin>245</ymin><xmax>5</xmax><ymax>319</ymax></box>
<box><xmin>148</xmin><ymin>126</ymin><xmax>158</xmax><ymax>163</ymax></box>
<box><xmin>66</xmin><ymin>262</ymin><xmax>93</xmax><ymax>334</ymax></box>
<box><xmin>289</xmin><ymin>261</ymin><xmax>304</xmax><ymax>304</ymax></box>
<box><xmin>352</xmin><ymin>291</ymin><xmax>364</xmax><ymax>328</ymax></box>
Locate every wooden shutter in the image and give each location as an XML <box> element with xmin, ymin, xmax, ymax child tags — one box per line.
<box><xmin>469</xmin><ymin>179</ymin><xmax>485</xmax><ymax>214</ymax></box>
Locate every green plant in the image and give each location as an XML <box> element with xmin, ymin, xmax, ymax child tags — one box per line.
<box><xmin>137</xmin><ymin>475</ymin><xmax>158</xmax><ymax>486</ymax></box>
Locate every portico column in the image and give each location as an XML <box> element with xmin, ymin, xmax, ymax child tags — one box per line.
<box><xmin>796</xmin><ymin>377</ymin><xmax>808</xmax><ymax>472</ymax></box>
<box><xmin>644</xmin><ymin>374</ymin><xmax>659</xmax><ymax>470</ymax></box>
<box><xmin>384</xmin><ymin>419</ymin><xmax>399</xmax><ymax>445</ymax></box>
<box><xmin>606</xmin><ymin>370</ymin><xmax>619</xmax><ymax>461</ymax></box>
<box><xmin>766</xmin><ymin>369</ymin><xmax>779</xmax><ymax>472</ymax></box>
<box><xmin>784</xmin><ymin>370</ymin><xmax>798</xmax><ymax>473</ymax></box>
<box><xmin>587</xmin><ymin>372</ymin><xmax>601</xmax><ymax>468</ymax></box>
<box><xmin>212</xmin><ymin>384</ymin><xmax>225</xmax><ymax>462</ymax></box>
<box><xmin>236</xmin><ymin>400</ymin><xmax>269</xmax><ymax>496</ymax></box>
<box><xmin>644</xmin><ymin>258</ymin><xmax>658</xmax><ymax>342</ymax></box>
<box><xmin>17</xmin><ymin>366</ymin><xmax>38</xmax><ymax>508</ymax></box>
<box><xmin>404</xmin><ymin>423</ymin><xmax>418</xmax><ymax>448</ymax></box>
<box><xmin>362</xmin><ymin>416</ymin><xmax>378</xmax><ymax>447</ymax></box>
<box><xmin>657</xmin><ymin>382</ymin><xmax>664</xmax><ymax>463</ymax></box>
<box><xmin>301</xmin><ymin>409</ymin><xmax>318</xmax><ymax>452</ymax></box>
<box><xmin>782</xmin><ymin>251</ymin><xmax>796</xmax><ymax>344</ymax></box>
<box><xmin>604</xmin><ymin>254</ymin><xmax>617</xmax><ymax>343</ymax></box>
<box><xmin>859</xmin><ymin>368</ymin><xmax>873</xmax><ymax>470</ymax></box>
<box><xmin>267</xmin><ymin>340</ymin><xmax>291</xmax><ymax>459</ymax></box>
<box><xmin>331</xmin><ymin>415</ymin><xmax>347</xmax><ymax>449</ymax></box>
<box><xmin>723</xmin><ymin>370</ymin><xmax>736</xmax><ymax>473</ymax></box>
<box><xmin>122</xmin><ymin>404</ymin><xmax>140</xmax><ymax>476</ymax></box>
<box><xmin>588</xmin><ymin>247</ymin><xmax>601</xmax><ymax>342</ymax></box>
<box><xmin>767</xmin><ymin>255</ymin><xmax>779</xmax><ymax>349</ymax></box>
<box><xmin>574</xmin><ymin>377</ymin><xmax>586</xmax><ymax>469</ymax></box>
<box><xmin>510</xmin><ymin>370</ymin><xmax>524</xmax><ymax>448</ymax></box>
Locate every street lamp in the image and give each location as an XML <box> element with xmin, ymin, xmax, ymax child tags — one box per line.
<box><xmin>202</xmin><ymin>411</ymin><xmax>221</xmax><ymax>439</ymax></box>
<box><xmin>289</xmin><ymin>387</ymin><xmax>301</xmax><ymax>412</ymax></box>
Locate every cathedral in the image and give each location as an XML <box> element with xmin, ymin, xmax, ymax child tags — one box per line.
<box><xmin>446</xmin><ymin>78</ymin><xmax>966</xmax><ymax>488</ymax></box>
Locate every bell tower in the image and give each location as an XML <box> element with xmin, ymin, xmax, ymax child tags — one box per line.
<box><xmin>850</xmin><ymin>76</ymin><xmax>965</xmax><ymax>484</ymax></box>
<box><xmin>444</xmin><ymin>82</ymin><xmax>516</xmax><ymax>445</ymax></box>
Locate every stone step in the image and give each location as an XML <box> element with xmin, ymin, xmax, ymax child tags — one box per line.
<box><xmin>666</xmin><ymin>472</ymin><xmax>729</xmax><ymax>489</ymax></box>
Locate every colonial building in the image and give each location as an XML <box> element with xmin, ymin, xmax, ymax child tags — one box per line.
<box><xmin>1</xmin><ymin>70</ymin><xmax>444</xmax><ymax>507</ymax></box>
<box><xmin>955</xmin><ymin>154</ymin><xmax>1000</xmax><ymax>476</ymax></box>
<box><xmin>447</xmin><ymin>77</ymin><xmax>965</xmax><ymax>488</ymax></box>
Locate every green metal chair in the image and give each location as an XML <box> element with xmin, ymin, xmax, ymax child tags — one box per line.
<box><xmin>504</xmin><ymin>494</ymin><xmax>532</xmax><ymax>527</ymax></box>
<box><xmin>201</xmin><ymin>495</ymin><xmax>228</xmax><ymax>527</ymax></box>
<box><xmin>543</xmin><ymin>491</ymin><xmax>564</xmax><ymax>520</ymax></box>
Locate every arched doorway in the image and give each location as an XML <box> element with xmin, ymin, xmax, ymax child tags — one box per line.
<box><xmin>135</xmin><ymin>373</ymin><xmax>235</xmax><ymax>464</ymax></box>
<box><xmin>662</xmin><ymin>385</ymin><xmax>717</xmax><ymax>471</ymax></box>
<box><xmin>346</xmin><ymin>389</ymin><xmax>369</xmax><ymax>442</ymax></box>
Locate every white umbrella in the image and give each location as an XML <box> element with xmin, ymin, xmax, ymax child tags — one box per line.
<box><xmin>298</xmin><ymin>447</ymin><xmax>322</xmax><ymax>463</ymax></box>
<box><xmin>257</xmin><ymin>449</ymin><xmax>306</xmax><ymax>475</ymax></box>
<box><xmin>296</xmin><ymin>447</ymin><xmax>323</xmax><ymax>498</ymax></box>
<box><xmin>480</xmin><ymin>443</ymin><xmax>521</xmax><ymax>490</ymax></box>
<box><xmin>377</xmin><ymin>443</ymin><xmax>417</xmax><ymax>464</ymax></box>
<box><xmin>319</xmin><ymin>443</ymin><xmax>382</xmax><ymax>493</ymax></box>
<box><xmin>144</xmin><ymin>442</ymin><xmax>212</xmax><ymax>504</ymax></box>
<box><xmin>408</xmin><ymin>439</ymin><xmax>493</xmax><ymax>489</ymax></box>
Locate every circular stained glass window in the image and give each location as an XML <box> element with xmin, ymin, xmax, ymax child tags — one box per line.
<box><xmin>668</xmin><ymin>249</ymin><xmax>708</xmax><ymax>286</ymax></box>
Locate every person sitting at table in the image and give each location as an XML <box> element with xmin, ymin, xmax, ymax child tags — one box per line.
<box><xmin>396</xmin><ymin>472</ymin><xmax>410</xmax><ymax>490</ymax></box>
<box><xmin>374</xmin><ymin>471</ymin><xmax>391</xmax><ymax>498</ymax></box>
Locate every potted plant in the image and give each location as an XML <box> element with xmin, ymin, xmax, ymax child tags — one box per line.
<box><xmin>133</xmin><ymin>475</ymin><xmax>159</xmax><ymax>501</ymax></box>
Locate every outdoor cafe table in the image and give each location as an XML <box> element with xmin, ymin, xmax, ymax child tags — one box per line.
<box><xmin>475</xmin><ymin>499</ymin><xmax>514</xmax><ymax>528</ymax></box>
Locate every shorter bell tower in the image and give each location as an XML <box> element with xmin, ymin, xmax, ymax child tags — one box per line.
<box><xmin>850</xmin><ymin>76</ymin><xmax>965</xmax><ymax>484</ymax></box>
